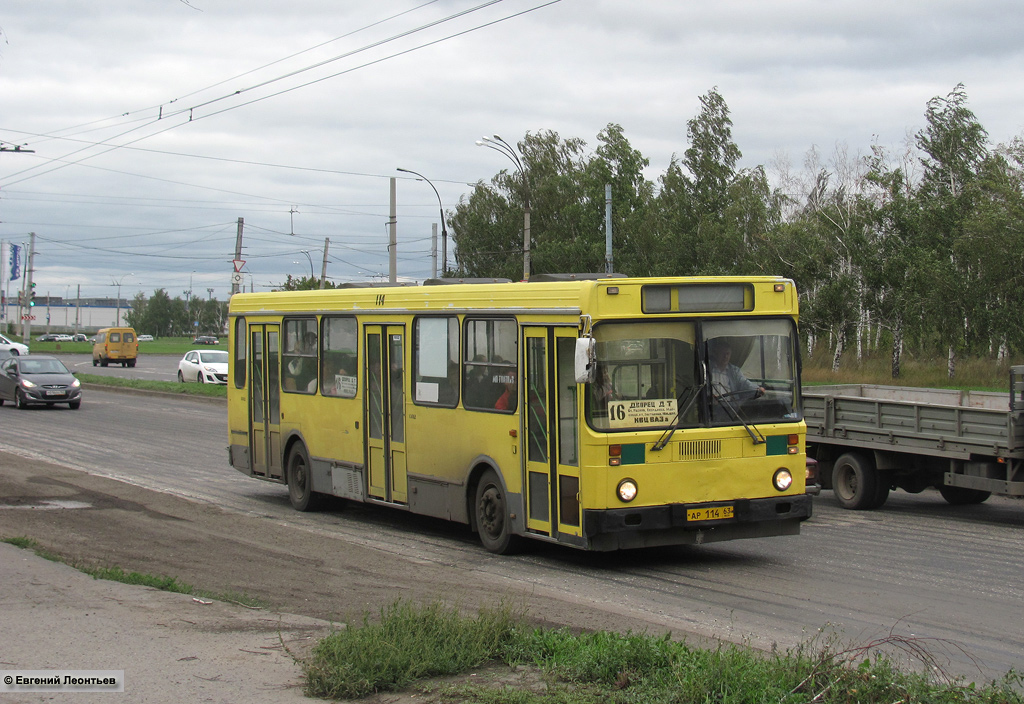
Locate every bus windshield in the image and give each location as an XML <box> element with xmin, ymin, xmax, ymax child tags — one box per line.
<box><xmin>586</xmin><ymin>318</ymin><xmax>799</xmax><ymax>431</ymax></box>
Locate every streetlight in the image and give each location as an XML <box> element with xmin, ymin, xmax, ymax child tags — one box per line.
<box><xmin>300</xmin><ymin>250</ymin><xmax>315</xmax><ymax>280</ymax></box>
<box><xmin>477</xmin><ymin>134</ymin><xmax>531</xmax><ymax>281</ymax></box>
<box><xmin>112</xmin><ymin>273</ymin><xmax>134</xmax><ymax>326</ymax></box>
<box><xmin>397</xmin><ymin>167</ymin><xmax>450</xmax><ymax>277</ymax></box>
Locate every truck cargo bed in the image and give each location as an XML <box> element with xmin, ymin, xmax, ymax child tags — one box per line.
<box><xmin>803</xmin><ymin>383</ymin><xmax>1024</xmax><ymax>460</ymax></box>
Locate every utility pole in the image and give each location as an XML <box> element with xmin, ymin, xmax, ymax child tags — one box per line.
<box><xmin>389</xmin><ymin>178</ymin><xmax>397</xmax><ymax>283</ymax></box>
<box><xmin>605</xmin><ymin>184</ymin><xmax>614</xmax><ymax>275</ymax></box>
<box><xmin>20</xmin><ymin>232</ymin><xmax>35</xmax><ymax>342</ymax></box>
<box><xmin>319</xmin><ymin>238</ymin><xmax>330</xmax><ymax>289</ymax></box>
<box><xmin>1</xmin><ymin>147</ymin><xmax>35</xmax><ymax>332</ymax></box>
<box><xmin>431</xmin><ymin>223</ymin><xmax>438</xmax><ymax>279</ymax></box>
<box><xmin>231</xmin><ymin>217</ymin><xmax>245</xmax><ymax>296</ymax></box>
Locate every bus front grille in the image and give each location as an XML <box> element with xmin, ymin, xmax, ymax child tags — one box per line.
<box><xmin>679</xmin><ymin>440</ymin><xmax>722</xmax><ymax>460</ymax></box>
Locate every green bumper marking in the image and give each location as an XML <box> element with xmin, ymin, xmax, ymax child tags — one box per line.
<box><xmin>621</xmin><ymin>443</ymin><xmax>646</xmax><ymax>465</ymax></box>
<box><xmin>765</xmin><ymin>435</ymin><xmax>789</xmax><ymax>456</ymax></box>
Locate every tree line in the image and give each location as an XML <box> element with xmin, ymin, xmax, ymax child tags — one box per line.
<box><xmin>124</xmin><ymin>290</ymin><xmax>227</xmax><ymax>338</ymax></box>
<box><xmin>448</xmin><ymin>85</ymin><xmax>1024</xmax><ymax>378</ymax></box>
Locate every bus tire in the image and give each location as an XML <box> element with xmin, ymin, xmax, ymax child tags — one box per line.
<box><xmin>287</xmin><ymin>443</ymin><xmax>321</xmax><ymax>512</ymax></box>
<box><xmin>474</xmin><ymin>469</ymin><xmax>523</xmax><ymax>555</ymax></box>
<box><xmin>938</xmin><ymin>485</ymin><xmax>991</xmax><ymax>505</ymax></box>
<box><xmin>832</xmin><ymin>452</ymin><xmax>879</xmax><ymax>510</ymax></box>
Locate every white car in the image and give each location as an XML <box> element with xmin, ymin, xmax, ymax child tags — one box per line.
<box><xmin>0</xmin><ymin>333</ymin><xmax>29</xmax><ymax>356</ymax></box>
<box><xmin>138</xmin><ymin>334</ymin><xmax>154</xmax><ymax>342</ymax></box>
<box><xmin>177</xmin><ymin>349</ymin><xmax>229</xmax><ymax>384</ymax></box>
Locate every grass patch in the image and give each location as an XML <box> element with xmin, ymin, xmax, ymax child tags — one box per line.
<box><xmin>76</xmin><ymin>373</ymin><xmax>227</xmax><ymax>398</ymax></box>
<box><xmin>803</xmin><ymin>351</ymin><xmax>1022</xmax><ymax>392</ymax></box>
<box><xmin>2</xmin><ymin>536</ymin><xmax>263</xmax><ymax>608</ymax></box>
<box><xmin>306</xmin><ymin>601</ymin><xmax>1024</xmax><ymax>703</ymax></box>
<box><xmin>30</xmin><ymin>337</ymin><xmax>225</xmax><ymax>356</ymax></box>
<box><xmin>306</xmin><ymin>601</ymin><xmax>523</xmax><ymax>699</ymax></box>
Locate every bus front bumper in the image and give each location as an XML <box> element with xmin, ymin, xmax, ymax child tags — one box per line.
<box><xmin>581</xmin><ymin>494</ymin><xmax>813</xmax><ymax>551</ymax></box>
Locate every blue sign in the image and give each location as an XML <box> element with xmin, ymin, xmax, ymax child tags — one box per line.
<box><xmin>8</xmin><ymin>244</ymin><xmax>21</xmax><ymax>281</ymax></box>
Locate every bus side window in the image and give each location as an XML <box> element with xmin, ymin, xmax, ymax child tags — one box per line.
<box><xmin>321</xmin><ymin>317</ymin><xmax>358</xmax><ymax>398</ymax></box>
<box><xmin>413</xmin><ymin>316</ymin><xmax>459</xmax><ymax>407</ymax></box>
<box><xmin>282</xmin><ymin>318</ymin><xmax>318</xmax><ymax>393</ymax></box>
<box><xmin>463</xmin><ymin>318</ymin><xmax>517</xmax><ymax>412</ymax></box>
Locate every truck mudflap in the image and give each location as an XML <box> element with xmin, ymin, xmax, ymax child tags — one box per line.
<box><xmin>583</xmin><ymin>494</ymin><xmax>813</xmax><ymax>537</ymax></box>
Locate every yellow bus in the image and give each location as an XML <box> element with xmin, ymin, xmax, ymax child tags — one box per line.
<box><xmin>227</xmin><ymin>275</ymin><xmax>811</xmax><ymax>553</ymax></box>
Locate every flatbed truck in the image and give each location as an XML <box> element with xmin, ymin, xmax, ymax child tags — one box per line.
<box><xmin>803</xmin><ymin>366</ymin><xmax>1024</xmax><ymax>509</ymax></box>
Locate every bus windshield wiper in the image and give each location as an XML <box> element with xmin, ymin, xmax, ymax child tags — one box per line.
<box><xmin>652</xmin><ymin>382</ymin><xmax>704</xmax><ymax>451</ymax></box>
<box><xmin>711</xmin><ymin>383</ymin><xmax>766</xmax><ymax>445</ymax></box>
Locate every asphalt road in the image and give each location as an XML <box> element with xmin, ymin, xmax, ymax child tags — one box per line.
<box><xmin>55</xmin><ymin>351</ymin><xmax>181</xmax><ymax>382</ymax></box>
<box><xmin>1</xmin><ymin>382</ymin><xmax>1022</xmax><ymax>685</ymax></box>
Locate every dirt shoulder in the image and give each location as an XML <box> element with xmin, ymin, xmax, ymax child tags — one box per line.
<box><xmin>0</xmin><ymin>450</ymin><xmax>681</xmax><ymax>701</ymax></box>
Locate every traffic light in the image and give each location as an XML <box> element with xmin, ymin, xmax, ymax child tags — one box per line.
<box><xmin>29</xmin><ymin>282</ymin><xmax>36</xmax><ymax>307</ymax></box>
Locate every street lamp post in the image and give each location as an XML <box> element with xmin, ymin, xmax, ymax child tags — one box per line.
<box><xmin>112</xmin><ymin>274</ymin><xmax>134</xmax><ymax>326</ymax></box>
<box><xmin>477</xmin><ymin>135</ymin><xmax>531</xmax><ymax>281</ymax></box>
<box><xmin>397</xmin><ymin>167</ymin><xmax>450</xmax><ymax>277</ymax></box>
<box><xmin>300</xmin><ymin>250</ymin><xmax>315</xmax><ymax>280</ymax></box>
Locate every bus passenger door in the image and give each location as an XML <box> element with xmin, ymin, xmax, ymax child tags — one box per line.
<box><xmin>249</xmin><ymin>324</ymin><xmax>283</xmax><ymax>480</ymax></box>
<box><xmin>364</xmin><ymin>325</ymin><xmax>407</xmax><ymax>504</ymax></box>
<box><xmin>523</xmin><ymin>327</ymin><xmax>581</xmax><ymax>539</ymax></box>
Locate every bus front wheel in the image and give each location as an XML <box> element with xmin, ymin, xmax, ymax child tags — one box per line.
<box><xmin>474</xmin><ymin>470</ymin><xmax>523</xmax><ymax>555</ymax></box>
<box><xmin>287</xmin><ymin>444</ymin><xmax>321</xmax><ymax>512</ymax></box>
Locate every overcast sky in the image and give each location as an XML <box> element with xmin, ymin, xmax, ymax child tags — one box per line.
<box><xmin>2</xmin><ymin>0</ymin><xmax>1023</xmax><ymax>302</ymax></box>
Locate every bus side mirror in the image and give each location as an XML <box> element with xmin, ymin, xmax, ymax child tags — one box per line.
<box><xmin>574</xmin><ymin>337</ymin><xmax>596</xmax><ymax>383</ymax></box>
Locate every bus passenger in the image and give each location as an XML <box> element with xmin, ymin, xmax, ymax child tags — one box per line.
<box><xmin>592</xmin><ymin>365</ymin><xmax>617</xmax><ymax>408</ymax></box>
<box><xmin>494</xmin><ymin>373</ymin><xmax>517</xmax><ymax>412</ymax></box>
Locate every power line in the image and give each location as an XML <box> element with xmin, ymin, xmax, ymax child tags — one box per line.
<box><xmin>0</xmin><ymin>0</ymin><xmax>562</xmax><ymax>188</ymax></box>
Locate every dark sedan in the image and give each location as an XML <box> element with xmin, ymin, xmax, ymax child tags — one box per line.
<box><xmin>0</xmin><ymin>355</ymin><xmax>82</xmax><ymax>409</ymax></box>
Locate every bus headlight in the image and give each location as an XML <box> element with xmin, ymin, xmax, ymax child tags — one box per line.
<box><xmin>773</xmin><ymin>468</ymin><xmax>794</xmax><ymax>492</ymax></box>
<box><xmin>617</xmin><ymin>479</ymin><xmax>638</xmax><ymax>503</ymax></box>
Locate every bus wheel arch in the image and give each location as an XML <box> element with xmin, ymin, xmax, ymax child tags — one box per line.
<box><xmin>470</xmin><ymin>466</ymin><xmax>524</xmax><ymax>555</ymax></box>
<box><xmin>285</xmin><ymin>438</ymin><xmax>322</xmax><ymax>512</ymax></box>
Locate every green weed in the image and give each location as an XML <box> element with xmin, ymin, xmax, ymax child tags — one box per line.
<box><xmin>77</xmin><ymin>373</ymin><xmax>226</xmax><ymax>398</ymax></box>
<box><xmin>306</xmin><ymin>600</ymin><xmax>1024</xmax><ymax>704</ymax></box>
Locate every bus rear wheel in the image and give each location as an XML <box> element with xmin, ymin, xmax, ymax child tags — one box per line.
<box><xmin>832</xmin><ymin>452</ymin><xmax>880</xmax><ymax>510</ymax></box>
<box><xmin>287</xmin><ymin>444</ymin><xmax>321</xmax><ymax>512</ymax></box>
<box><xmin>474</xmin><ymin>469</ymin><xmax>523</xmax><ymax>555</ymax></box>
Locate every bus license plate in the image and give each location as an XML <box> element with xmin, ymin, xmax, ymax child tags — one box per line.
<box><xmin>687</xmin><ymin>505</ymin><xmax>733</xmax><ymax>522</ymax></box>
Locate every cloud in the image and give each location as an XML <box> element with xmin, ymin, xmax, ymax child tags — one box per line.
<box><xmin>2</xmin><ymin>0</ymin><xmax>1023</xmax><ymax>300</ymax></box>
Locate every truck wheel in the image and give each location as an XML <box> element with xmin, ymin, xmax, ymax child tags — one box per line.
<box><xmin>870</xmin><ymin>477</ymin><xmax>891</xmax><ymax>509</ymax></box>
<box><xmin>938</xmin><ymin>485</ymin><xmax>991</xmax><ymax>505</ymax></box>
<box><xmin>832</xmin><ymin>452</ymin><xmax>879</xmax><ymax>510</ymax></box>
